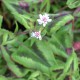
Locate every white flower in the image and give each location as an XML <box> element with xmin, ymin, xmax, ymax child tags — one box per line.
<box><xmin>31</xmin><ymin>31</ymin><xmax>42</xmax><ymax>40</ymax></box>
<box><xmin>37</xmin><ymin>13</ymin><xmax>52</xmax><ymax>27</ymax></box>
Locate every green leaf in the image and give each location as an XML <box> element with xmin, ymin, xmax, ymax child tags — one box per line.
<box><xmin>50</xmin><ymin>15</ymin><xmax>74</xmax><ymax>33</ymax></box>
<box><xmin>64</xmin><ymin>33</ymin><xmax>72</xmax><ymax>48</ymax></box>
<box><xmin>11</xmin><ymin>52</ymin><xmax>50</xmax><ymax>75</ymax></box>
<box><xmin>0</xmin><ymin>66</ymin><xmax>7</xmax><ymax>75</ymax></box>
<box><xmin>46</xmin><ymin>0</ymin><xmax>50</xmax><ymax>12</ymax></box>
<box><xmin>50</xmin><ymin>34</ymin><xmax>64</xmax><ymax>49</ymax></box>
<box><xmin>60</xmin><ymin>50</ymin><xmax>79</xmax><ymax>80</ymax></box>
<box><xmin>24</xmin><ymin>0</ymin><xmax>39</xmax><ymax>3</ymax></box>
<box><xmin>4</xmin><ymin>0</ymin><xmax>19</xmax><ymax>5</ymax></box>
<box><xmin>3</xmin><ymin>0</ymin><xmax>30</xmax><ymax>29</ymax></box>
<box><xmin>0</xmin><ymin>76</ymin><xmax>8</xmax><ymax>80</ymax></box>
<box><xmin>14</xmin><ymin>21</ymin><xmax>19</xmax><ymax>33</ymax></box>
<box><xmin>64</xmin><ymin>24</ymin><xmax>73</xmax><ymax>48</ymax></box>
<box><xmin>50</xmin><ymin>64</ymin><xmax>64</xmax><ymax>71</ymax></box>
<box><xmin>40</xmin><ymin>0</ymin><xmax>50</xmax><ymax>12</ymax></box>
<box><xmin>49</xmin><ymin>43</ymin><xmax>68</xmax><ymax>58</ymax></box>
<box><xmin>2</xmin><ymin>33</ymin><xmax>8</xmax><ymax>45</ymax></box>
<box><xmin>1</xmin><ymin>46</ymin><xmax>29</xmax><ymax>78</ymax></box>
<box><xmin>17</xmin><ymin>41</ymin><xmax>49</xmax><ymax>66</ymax></box>
<box><xmin>67</xmin><ymin>0</ymin><xmax>80</xmax><ymax>9</ymax></box>
<box><xmin>73</xmin><ymin>51</ymin><xmax>79</xmax><ymax>72</ymax></box>
<box><xmin>12</xmin><ymin>13</ymin><xmax>30</xmax><ymax>29</ymax></box>
<box><xmin>36</xmin><ymin>41</ymin><xmax>57</xmax><ymax>66</ymax></box>
<box><xmin>0</xmin><ymin>15</ymin><xmax>3</xmax><ymax>28</ymax></box>
<box><xmin>63</xmin><ymin>54</ymin><xmax>73</xmax><ymax>73</ymax></box>
<box><xmin>28</xmin><ymin>71</ymin><xmax>40</xmax><ymax>79</ymax></box>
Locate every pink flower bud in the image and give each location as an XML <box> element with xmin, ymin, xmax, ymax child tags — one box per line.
<box><xmin>19</xmin><ymin>1</ymin><xmax>29</xmax><ymax>8</ymax></box>
<box><xmin>73</xmin><ymin>42</ymin><xmax>80</xmax><ymax>51</ymax></box>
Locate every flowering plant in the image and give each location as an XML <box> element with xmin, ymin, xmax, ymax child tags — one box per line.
<box><xmin>0</xmin><ymin>0</ymin><xmax>80</xmax><ymax>80</ymax></box>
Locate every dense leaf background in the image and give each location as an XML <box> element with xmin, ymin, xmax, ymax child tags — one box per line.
<box><xmin>0</xmin><ymin>0</ymin><xmax>80</xmax><ymax>80</ymax></box>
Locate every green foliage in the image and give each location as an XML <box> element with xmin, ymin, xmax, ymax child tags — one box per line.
<box><xmin>0</xmin><ymin>0</ymin><xmax>80</xmax><ymax>80</ymax></box>
<box><xmin>40</xmin><ymin>0</ymin><xmax>50</xmax><ymax>12</ymax></box>
<box><xmin>67</xmin><ymin>0</ymin><xmax>80</xmax><ymax>9</ymax></box>
<box><xmin>0</xmin><ymin>15</ymin><xmax>3</xmax><ymax>28</ymax></box>
<box><xmin>0</xmin><ymin>76</ymin><xmax>8</xmax><ymax>80</ymax></box>
<box><xmin>1</xmin><ymin>46</ymin><xmax>30</xmax><ymax>78</ymax></box>
<box><xmin>2</xmin><ymin>0</ymin><xmax>32</xmax><ymax>29</ymax></box>
<box><xmin>50</xmin><ymin>15</ymin><xmax>74</xmax><ymax>33</ymax></box>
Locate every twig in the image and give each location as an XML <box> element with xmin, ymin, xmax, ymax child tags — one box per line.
<box><xmin>55</xmin><ymin>5</ymin><xmax>68</xmax><ymax>14</ymax></box>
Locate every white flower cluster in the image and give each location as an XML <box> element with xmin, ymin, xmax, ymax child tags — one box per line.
<box><xmin>31</xmin><ymin>31</ymin><xmax>42</xmax><ymax>40</ymax></box>
<box><xmin>37</xmin><ymin>13</ymin><xmax>52</xmax><ymax>27</ymax></box>
<box><xmin>31</xmin><ymin>13</ymin><xmax>52</xmax><ymax>40</ymax></box>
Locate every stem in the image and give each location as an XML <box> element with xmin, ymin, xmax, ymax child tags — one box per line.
<box><xmin>15</xmin><ymin>30</ymin><xmax>29</xmax><ymax>35</ymax></box>
<box><xmin>55</xmin><ymin>5</ymin><xmax>68</xmax><ymax>13</ymax></box>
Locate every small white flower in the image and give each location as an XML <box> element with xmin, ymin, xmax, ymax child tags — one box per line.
<box><xmin>31</xmin><ymin>32</ymin><xmax>35</xmax><ymax>37</ymax></box>
<box><xmin>31</xmin><ymin>31</ymin><xmax>42</xmax><ymax>40</ymax></box>
<box><xmin>37</xmin><ymin>13</ymin><xmax>52</xmax><ymax>27</ymax></box>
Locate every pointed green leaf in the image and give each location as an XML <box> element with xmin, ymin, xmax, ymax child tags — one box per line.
<box><xmin>50</xmin><ymin>15</ymin><xmax>74</xmax><ymax>33</ymax></box>
<box><xmin>0</xmin><ymin>15</ymin><xmax>3</xmax><ymax>28</ymax></box>
<box><xmin>1</xmin><ymin>46</ymin><xmax>29</xmax><ymax>78</ymax></box>
<box><xmin>67</xmin><ymin>0</ymin><xmax>80</xmax><ymax>9</ymax></box>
